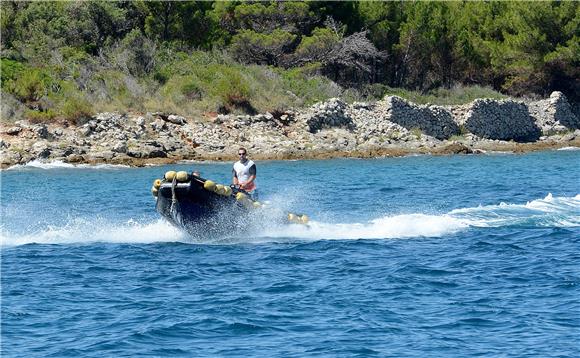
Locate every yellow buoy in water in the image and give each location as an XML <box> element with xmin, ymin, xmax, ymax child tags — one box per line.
<box><xmin>215</xmin><ymin>184</ymin><xmax>225</xmax><ymax>195</ymax></box>
<box><xmin>151</xmin><ymin>186</ymin><xmax>158</xmax><ymax>196</ymax></box>
<box><xmin>176</xmin><ymin>171</ymin><xmax>189</xmax><ymax>182</ymax></box>
<box><xmin>153</xmin><ymin>179</ymin><xmax>162</xmax><ymax>189</ymax></box>
<box><xmin>203</xmin><ymin>180</ymin><xmax>216</xmax><ymax>191</ymax></box>
<box><xmin>165</xmin><ymin>170</ymin><xmax>176</xmax><ymax>181</ymax></box>
<box><xmin>300</xmin><ymin>215</ymin><xmax>309</xmax><ymax>224</ymax></box>
<box><xmin>223</xmin><ymin>186</ymin><xmax>232</xmax><ymax>196</ymax></box>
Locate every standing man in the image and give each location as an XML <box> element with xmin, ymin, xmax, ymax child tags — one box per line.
<box><xmin>233</xmin><ymin>147</ymin><xmax>257</xmax><ymax>199</ymax></box>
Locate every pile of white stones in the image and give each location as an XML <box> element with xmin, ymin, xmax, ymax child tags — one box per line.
<box><xmin>463</xmin><ymin>99</ymin><xmax>542</xmax><ymax>142</ymax></box>
<box><xmin>528</xmin><ymin>91</ymin><xmax>580</xmax><ymax>134</ymax></box>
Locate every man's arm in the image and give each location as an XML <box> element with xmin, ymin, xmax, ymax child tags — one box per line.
<box><xmin>232</xmin><ymin>168</ymin><xmax>239</xmax><ymax>185</ymax></box>
<box><xmin>245</xmin><ymin>164</ymin><xmax>257</xmax><ymax>185</ymax></box>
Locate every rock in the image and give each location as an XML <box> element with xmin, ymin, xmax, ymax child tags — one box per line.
<box><xmin>5</xmin><ymin>126</ymin><xmax>22</xmax><ymax>135</ymax></box>
<box><xmin>561</xmin><ymin>132</ymin><xmax>575</xmax><ymax>141</ymax></box>
<box><xmin>166</xmin><ymin>114</ymin><xmax>186</xmax><ymax>125</ymax></box>
<box><xmin>85</xmin><ymin>151</ymin><xmax>115</xmax><ymax>161</ymax></box>
<box><xmin>127</xmin><ymin>140</ymin><xmax>167</xmax><ymax>158</ymax></box>
<box><xmin>150</xmin><ymin>119</ymin><xmax>167</xmax><ymax>131</ymax></box>
<box><xmin>1</xmin><ymin>150</ymin><xmax>22</xmax><ymax>165</ymax></box>
<box><xmin>66</xmin><ymin>154</ymin><xmax>84</xmax><ymax>163</ymax></box>
<box><xmin>112</xmin><ymin>141</ymin><xmax>127</xmax><ymax>153</ymax></box>
<box><xmin>32</xmin><ymin>124</ymin><xmax>48</xmax><ymax>139</ymax></box>
<box><xmin>32</xmin><ymin>142</ymin><xmax>51</xmax><ymax>158</ymax></box>
<box><xmin>79</xmin><ymin>125</ymin><xmax>91</xmax><ymax>137</ymax></box>
<box><xmin>352</xmin><ymin>102</ymin><xmax>374</xmax><ymax>110</ymax></box>
<box><xmin>440</xmin><ymin>142</ymin><xmax>473</xmax><ymax>154</ymax></box>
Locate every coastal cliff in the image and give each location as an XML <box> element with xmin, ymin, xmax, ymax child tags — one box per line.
<box><xmin>1</xmin><ymin>91</ymin><xmax>579</xmax><ymax>168</ymax></box>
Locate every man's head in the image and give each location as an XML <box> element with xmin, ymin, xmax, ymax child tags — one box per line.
<box><xmin>238</xmin><ymin>147</ymin><xmax>248</xmax><ymax>162</ymax></box>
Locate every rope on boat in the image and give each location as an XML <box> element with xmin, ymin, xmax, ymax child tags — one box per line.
<box><xmin>169</xmin><ymin>176</ymin><xmax>184</xmax><ymax>226</ymax></box>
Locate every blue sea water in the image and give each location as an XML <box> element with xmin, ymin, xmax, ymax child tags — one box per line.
<box><xmin>1</xmin><ymin>149</ymin><xmax>579</xmax><ymax>357</ymax></box>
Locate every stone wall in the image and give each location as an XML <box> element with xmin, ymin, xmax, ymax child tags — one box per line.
<box><xmin>464</xmin><ymin>99</ymin><xmax>541</xmax><ymax>142</ymax></box>
<box><xmin>380</xmin><ymin>96</ymin><xmax>460</xmax><ymax>140</ymax></box>
<box><xmin>302</xmin><ymin>98</ymin><xmax>355</xmax><ymax>133</ymax></box>
<box><xmin>528</xmin><ymin>91</ymin><xmax>580</xmax><ymax>134</ymax></box>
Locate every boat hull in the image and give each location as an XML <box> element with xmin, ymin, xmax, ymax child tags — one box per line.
<box><xmin>155</xmin><ymin>177</ymin><xmax>249</xmax><ymax>237</ymax></box>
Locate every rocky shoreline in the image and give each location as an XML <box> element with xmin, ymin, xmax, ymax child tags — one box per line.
<box><xmin>1</xmin><ymin>91</ymin><xmax>579</xmax><ymax>168</ymax></box>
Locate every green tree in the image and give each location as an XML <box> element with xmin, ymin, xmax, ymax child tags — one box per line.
<box><xmin>230</xmin><ymin>29</ymin><xmax>297</xmax><ymax>66</ymax></box>
<box><xmin>144</xmin><ymin>1</ymin><xmax>215</xmax><ymax>48</ymax></box>
<box><xmin>395</xmin><ymin>2</ymin><xmax>454</xmax><ymax>90</ymax></box>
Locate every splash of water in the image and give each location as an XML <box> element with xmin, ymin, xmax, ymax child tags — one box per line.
<box><xmin>5</xmin><ymin>160</ymin><xmax>130</xmax><ymax>171</ymax></box>
<box><xmin>2</xmin><ymin>194</ymin><xmax>577</xmax><ymax>246</ymax></box>
<box><xmin>0</xmin><ymin>218</ymin><xmax>184</xmax><ymax>246</ymax></box>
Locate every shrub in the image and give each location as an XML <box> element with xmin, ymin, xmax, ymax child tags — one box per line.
<box><xmin>25</xmin><ymin>108</ymin><xmax>58</xmax><ymax>123</ymax></box>
<box><xmin>0</xmin><ymin>58</ymin><xmax>26</xmax><ymax>84</ymax></box>
<box><xmin>213</xmin><ymin>69</ymin><xmax>252</xmax><ymax>107</ymax></box>
<box><xmin>9</xmin><ymin>67</ymin><xmax>55</xmax><ymax>102</ymax></box>
<box><xmin>181</xmin><ymin>80</ymin><xmax>203</xmax><ymax>100</ymax></box>
<box><xmin>60</xmin><ymin>97</ymin><xmax>93</xmax><ymax>124</ymax></box>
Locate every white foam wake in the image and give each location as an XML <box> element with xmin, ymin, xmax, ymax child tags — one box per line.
<box><xmin>259</xmin><ymin>194</ymin><xmax>579</xmax><ymax>241</ymax></box>
<box><xmin>260</xmin><ymin>214</ymin><xmax>467</xmax><ymax>241</ymax></box>
<box><xmin>1</xmin><ymin>194</ymin><xmax>577</xmax><ymax>246</ymax></box>
<box><xmin>449</xmin><ymin>193</ymin><xmax>580</xmax><ymax>228</ymax></box>
<box><xmin>5</xmin><ymin>159</ymin><xmax>130</xmax><ymax>171</ymax></box>
<box><xmin>0</xmin><ymin>218</ymin><xmax>184</xmax><ymax>246</ymax></box>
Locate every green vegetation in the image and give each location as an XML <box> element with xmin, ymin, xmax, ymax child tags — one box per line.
<box><xmin>410</xmin><ymin>127</ymin><xmax>423</xmax><ymax>139</ymax></box>
<box><xmin>381</xmin><ymin>85</ymin><xmax>508</xmax><ymax>106</ymax></box>
<box><xmin>448</xmin><ymin>134</ymin><xmax>467</xmax><ymax>142</ymax></box>
<box><xmin>1</xmin><ymin>1</ymin><xmax>577</xmax><ymax>123</ymax></box>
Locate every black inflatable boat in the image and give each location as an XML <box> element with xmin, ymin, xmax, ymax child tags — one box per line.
<box><xmin>151</xmin><ymin>170</ymin><xmax>308</xmax><ymax>236</ymax></box>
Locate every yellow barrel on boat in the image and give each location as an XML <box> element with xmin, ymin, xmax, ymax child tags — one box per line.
<box><xmin>288</xmin><ymin>213</ymin><xmax>296</xmax><ymax>223</ymax></box>
<box><xmin>215</xmin><ymin>184</ymin><xmax>225</xmax><ymax>195</ymax></box>
<box><xmin>204</xmin><ymin>180</ymin><xmax>216</xmax><ymax>191</ymax></box>
<box><xmin>153</xmin><ymin>179</ymin><xmax>162</xmax><ymax>189</ymax></box>
<box><xmin>176</xmin><ymin>171</ymin><xmax>189</xmax><ymax>182</ymax></box>
<box><xmin>300</xmin><ymin>215</ymin><xmax>309</xmax><ymax>224</ymax></box>
<box><xmin>223</xmin><ymin>186</ymin><xmax>232</xmax><ymax>196</ymax></box>
<box><xmin>236</xmin><ymin>192</ymin><xmax>247</xmax><ymax>201</ymax></box>
<box><xmin>164</xmin><ymin>170</ymin><xmax>176</xmax><ymax>181</ymax></box>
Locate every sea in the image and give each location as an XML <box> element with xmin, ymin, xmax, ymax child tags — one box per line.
<box><xmin>1</xmin><ymin>149</ymin><xmax>579</xmax><ymax>357</ymax></box>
